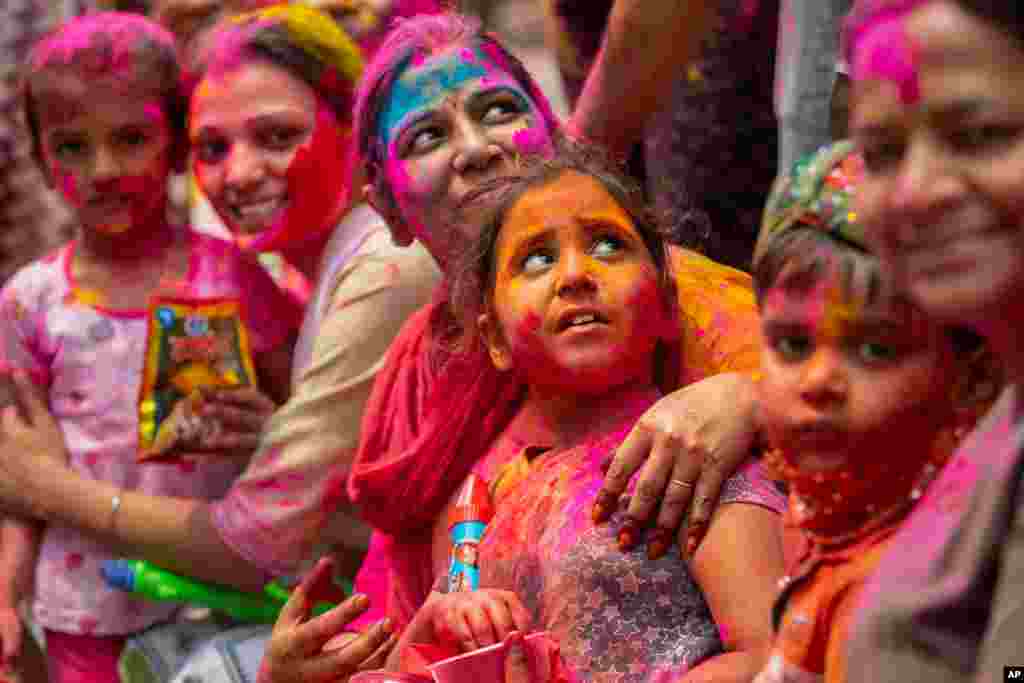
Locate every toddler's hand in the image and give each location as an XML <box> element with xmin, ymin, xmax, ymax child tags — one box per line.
<box><xmin>0</xmin><ymin>605</ymin><xmax>23</xmax><ymax>675</ymax></box>
<box><xmin>429</xmin><ymin>589</ymin><xmax>532</xmax><ymax>653</ymax></box>
<box><xmin>198</xmin><ymin>386</ymin><xmax>277</xmax><ymax>456</ymax></box>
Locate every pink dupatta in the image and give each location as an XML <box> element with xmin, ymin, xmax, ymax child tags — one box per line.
<box><xmin>348</xmin><ymin>286</ymin><xmax>524</xmax><ymax>626</ymax></box>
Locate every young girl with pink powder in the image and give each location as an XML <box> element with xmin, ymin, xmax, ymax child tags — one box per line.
<box><xmin>386</xmin><ymin>144</ymin><xmax>786</xmax><ymax>683</ymax></box>
<box><xmin>0</xmin><ymin>13</ymin><xmax>299</xmax><ymax>682</ymax></box>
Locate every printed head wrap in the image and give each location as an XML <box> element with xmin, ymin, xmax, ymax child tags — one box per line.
<box><xmin>754</xmin><ymin>140</ymin><xmax>865</xmax><ymax>268</ymax></box>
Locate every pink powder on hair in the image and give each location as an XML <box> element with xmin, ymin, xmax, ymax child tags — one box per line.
<box><xmin>850</xmin><ymin>10</ymin><xmax>922</xmax><ymax>104</ymax></box>
<box><xmin>198</xmin><ymin>19</ymin><xmax>276</xmax><ymax>81</ymax></box>
<box><xmin>29</xmin><ymin>12</ymin><xmax>175</xmax><ymax>77</ymax></box>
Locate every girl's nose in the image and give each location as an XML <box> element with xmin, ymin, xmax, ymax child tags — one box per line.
<box><xmin>91</xmin><ymin>145</ymin><xmax>122</xmax><ymax>183</ymax></box>
<box><xmin>799</xmin><ymin>348</ymin><xmax>848</xmax><ymax>406</ymax></box>
<box><xmin>556</xmin><ymin>248</ymin><xmax>597</xmax><ymax>298</ymax></box>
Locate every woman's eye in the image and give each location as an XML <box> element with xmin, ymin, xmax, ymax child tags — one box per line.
<box><xmin>259</xmin><ymin>127</ymin><xmax>303</xmax><ymax>150</ymax></box>
<box><xmin>522</xmin><ymin>249</ymin><xmax>554</xmax><ymax>273</ymax></box>
<box><xmin>406</xmin><ymin>126</ymin><xmax>445</xmax><ymax>155</ymax></box>
<box><xmin>196</xmin><ymin>138</ymin><xmax>229</xmax><ymax>164</ymax></box>
<box><xmin>949</xmin><ymin>124</ymin><xmax>1020</xmax><ymax>154</ymax></box>
<box><xmin>592</xmin><ymin>235</ymin><xmax>624</xmax><ymax>258</ymax></box>
<box><xmin>856</xmin><ymin>341</ymin><xmax>899</xmax><ymax>365</ymax></box>
<box><xmin>773</xmin><ymin>335</ymin><xmax>812</xmax><ymax>362</ymax></box>
<box><xmin>859</xmin><ymin>140</ymin><xmax>904</xmax><ymax>173</ymax></box>
<box><xmin>480</xmin><ymin>99</ymin><xmax>522</xmax><ymax>125</ymax></box>
<box><xmin>53</xmin><ymin>139</ymin><xmax>87</xmax><ymax>160</ymax></box>
<box><xmin>116</xmin><ymin>128</ymin><xmax>148</xmax><ymax>148</ymax></box>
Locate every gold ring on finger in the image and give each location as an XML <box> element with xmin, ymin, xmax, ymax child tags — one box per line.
<box><xmin>669</xmin><ymin>478</ymin><xmax>695</xmax><ymax>490</ymax></box>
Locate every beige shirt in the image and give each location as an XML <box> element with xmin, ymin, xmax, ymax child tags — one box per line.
<box><xmin>211</xmin><ymin>205</ymin><xmax>441</xmax><ymax>577</ymax></box>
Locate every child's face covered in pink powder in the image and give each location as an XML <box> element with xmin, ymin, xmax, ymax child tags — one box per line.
<box><xmin>190</xmin><ymin>59</ymin><xmax>352</xmax><ymax>252</ymax></box>
<box><xmin>481</xmin><ymin>170</ymin><xmax>670</xmax><ymax>396</ymax></box>
<box><xmin>36</xmin><ymin>75</ymin><xmax>173</xmax><ymax>238</ymax></box>
<box><xmin>850</xmin><ymin>0</ymin><xmax>1024</xmax><ymax>331</ymax></box>
<box><xmin>376</xmin><ymin>44</ymin><xmax>553</xmax><ymax>262</ymax></box>
<box><xmin>757</xmin><ymin>258</ymin><xmax>956</xmax><ymax>473</ymax></box>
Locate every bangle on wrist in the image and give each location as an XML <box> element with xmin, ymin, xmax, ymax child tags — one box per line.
<box><xmin>110</xmin><ymin>491</ymin><xmax>123</xmax><ymax>533</ymax></box>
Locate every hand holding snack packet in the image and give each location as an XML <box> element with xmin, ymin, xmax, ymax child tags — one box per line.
<box><xmin>197</xmin><ymin>387</ymin><xmax>277</xmax><ymax>456</ymax></box>
<box><xmin>138</xmin><ymin>297</ymin><xmax>263</xmax><ymax>461</ymax></box>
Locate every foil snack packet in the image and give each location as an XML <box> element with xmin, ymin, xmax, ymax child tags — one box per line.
<box><xmin>138</xmin><ymin>297</ymin><xmax>257</xmax><ymax>461</ymax></box>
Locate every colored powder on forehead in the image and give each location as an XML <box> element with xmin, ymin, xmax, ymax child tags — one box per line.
<box><xmin>377</xmin><ymin>49</ymin><xmax>489</xmax><ymax>141</ymax></box>
<box><xmin>850</xmin><ymin>9</ymin><xmax>922</xmax><ymax>104</ymax></box>
<box><xmin>30</xmin><ymin>12</ymin><xmax>174</xmax><ymax>76</ymax></box>
<box><xmin>821</xmin><ymin>274</ymin><xmax>863</xmax><ymax>340</ymax></box>
<box><xmin>30</xmin><ymin>71</ymin><xmax>165</xmax><ymax>128</ymax></box>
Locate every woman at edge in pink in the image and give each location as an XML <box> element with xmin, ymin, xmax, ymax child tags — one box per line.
<box><xmin>841</xmin><ymin>1</ymin><xmax>1024</xmax><ymax>679</ymax></box>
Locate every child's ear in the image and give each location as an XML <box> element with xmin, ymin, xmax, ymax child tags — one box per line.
<box><xmin>951</xmin><ymin>345</ymin><xmax>1003</xmax><ymax>412</ymax></box>
<box><xmin>366</xmin><ymin>182</ymin><xmax>413</xmax><ymax>247</ymax></box>
<box><xmin>478</xmin><ymin>311</ymin><xmax>513</xmax><ymax>372</ymax></box>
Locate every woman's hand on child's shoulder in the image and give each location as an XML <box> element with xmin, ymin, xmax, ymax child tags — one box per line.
<box><xmin>428</xmin><ymin>589</ymin><xmax>533</xmax><ymax>653</ymax></box>
<box><xmin>197</xmin><ymin>387</ymin><xmax>277</xmax><ymax>458</ymax></box>
<box><xmin>593</xmin><ymin>372</ymin><xmax>759</xmax><ymax>559</ymax></box>
<box><xmin>259</xmin><ymin>557</ymin><xmax>395</xmax><ymax>683</ymax></box>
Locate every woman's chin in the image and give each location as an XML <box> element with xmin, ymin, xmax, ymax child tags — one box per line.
<box><xmin>227</xmin><ymin>215</ymin><xmax>287</xmax><ymax>251</ymax></box>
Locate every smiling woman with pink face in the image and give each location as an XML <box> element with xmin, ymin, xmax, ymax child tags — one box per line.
<box><xmin>184</xmin><ymin>0</ymin><xmax>440</xmax><ymax>631</ymax></box>
<box><xmin>839</xmin><ymin>1</ymin><xmax>1024</xmax><ymax>680</ymax></box>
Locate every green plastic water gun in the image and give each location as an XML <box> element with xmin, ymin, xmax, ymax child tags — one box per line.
<box><xmin>102</xmin><ymin>559</ymin><xmax>346</xmax><ymax>623</ymax></box>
